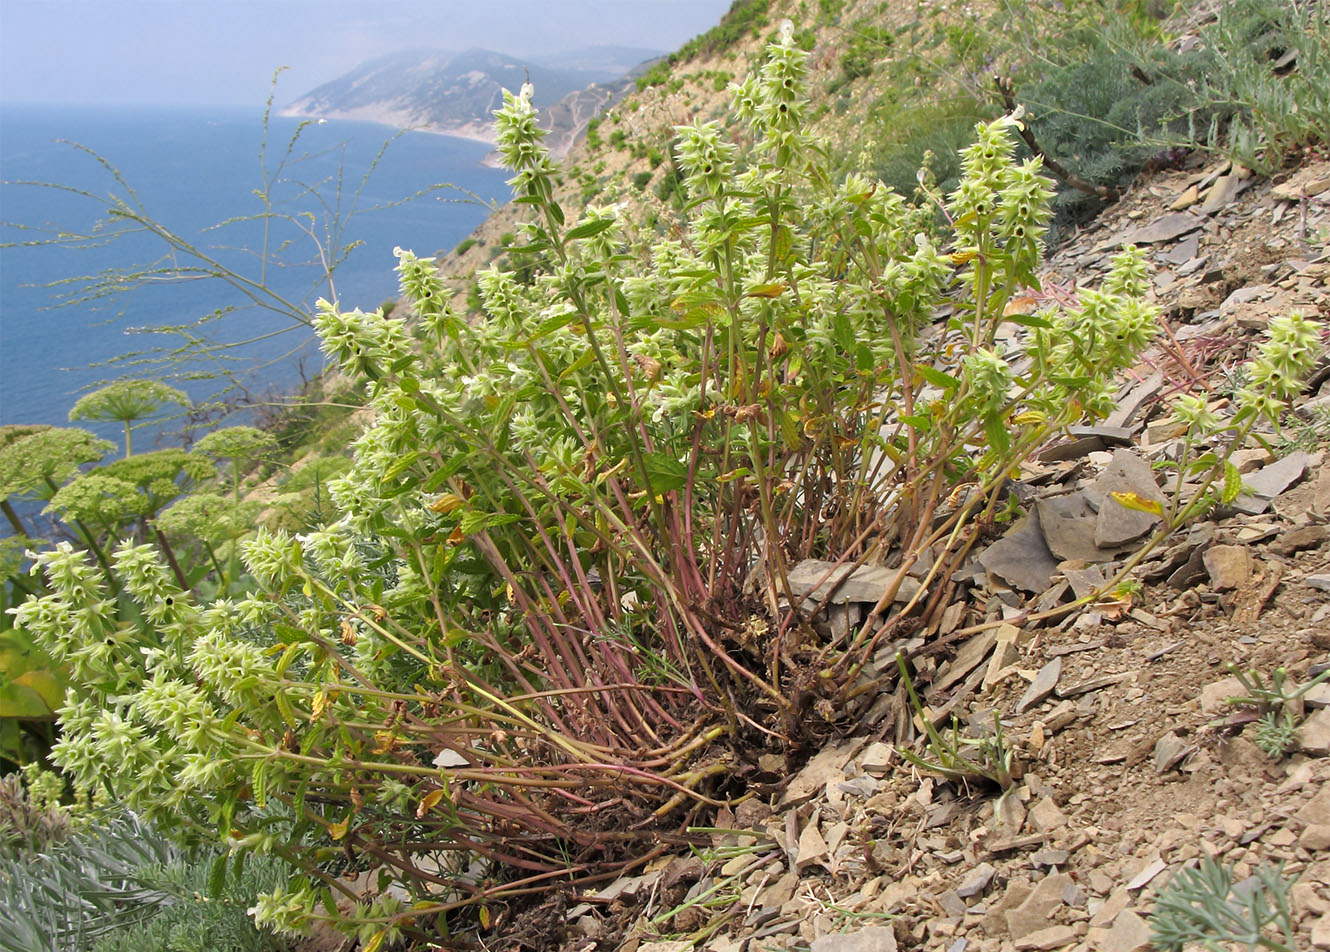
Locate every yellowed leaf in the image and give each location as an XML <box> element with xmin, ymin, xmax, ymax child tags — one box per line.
<box><xmin>329</xmin><ymin>817</ymin><xmax>349</xmax><ymax>841</ymax></box>
<box><xmin>428</xmin><ymin>493</ymin><xmax>465</xmax><ymax>514</ymax></box>
<box><xmin>1110</xmin><ymin>490</ymin><xmax>1165</xmax><ymax>517</ymax></box>
<box><xmin>416</xmin><ymin>788</ymin><xmax>445</xmax><ymax>819</ymax></box>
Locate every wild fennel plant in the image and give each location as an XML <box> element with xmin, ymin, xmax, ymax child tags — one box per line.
<box><xmin>1149</xmin><ymin>858</ymin><xmax>1295</xmax><ymax>952</ymax></box>
<box><xmin>6</xmin><ymin>25</ymin><xmax>1264</xmax><ymax>943</ymax></box>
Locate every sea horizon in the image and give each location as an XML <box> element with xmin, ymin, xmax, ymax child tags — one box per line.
<box><xmin>0</xmin><ymin>103</ymin><xmax>511</xmax><ymax>445</ymax></box>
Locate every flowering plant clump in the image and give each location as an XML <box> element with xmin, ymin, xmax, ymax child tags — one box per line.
<box><xmin>14</xmin><ymin>25</ymin><xmax>1318</xmax><ymax>945</ymax></box>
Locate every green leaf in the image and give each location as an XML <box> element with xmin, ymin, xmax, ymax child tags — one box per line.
<box><xmin>559</xmin><ymin>349</ymin><xmax>597</xmax><ymax>379</ymax></box>
<box><xmin>209</xmin><ymin>851</ymin><xmax>228</xmax><ymax>897</ymax></box>
<box><xmin>1222</xmin><ymin>460</ymin><xmax>1244</xmax><ymax>504</ymax></box>
<box><xmin>833</xmin><ymin>312</ymin><xmax>855</xmax><ymax>354</ymax></box>
<box><xmin>389</xmin><ymin>353</ymin><xmax>416</xmax><ymax>373</ymax></box>
<box><xmin>566</xmin><ymin>218</ymin><xmax>616</xmax><ymax>240</ymax></box>
<box><xmin>642</xmin><ymin>454</ymin><xmax>689</xmax><ymax>493</ymax></box>
<box><xmin>917</xmin><ymin>364</ymin><xmax>961</xmax><ymax>390</ymax></box>
<box><xmin>526</xmin><ymin>309</ymin><xmax>581</xmax><ymax>341</ymax></box>
<box><xmin>251</xmin><ymin>758</ymin><xmax>269</xmax><ymax>810</ymax></box>
<box><xmin>275</xmin><ymin>690</ymin><xmax>299</xmax><ymax>730</ymax></box>
<box><xmin>458</xmin><ymin>510</ymin><xmax>523</xmax><ymax>535</ymax></box>
<box><xmin>1003</xmin><ymin>312</ymin><xmax>1054</xmax><ymax>328</ymax></box>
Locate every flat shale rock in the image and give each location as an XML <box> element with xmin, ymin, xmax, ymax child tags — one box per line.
<box><xmin>1086</xmin><ymin>450</ymin><xmax>1167</xmax><ymax>548</ymax></box>
<box><xmin>1014</xmin><ymin>925</ymin><xmax>1078</xmax><ymax>951</ymax></box>
<box><xmin>1114</xmin><ymin>212</ymin><xmax>1205</xmax><ymax>246</ymax></box>
<box><xmin>1271</xmin><ymin>163</ymin><xmax>1330</xmax><ymax>201</ymax></box>
<box><xmin>1006</xmin><ymin>873</ymin><xmax>1072</xmax><ymax>940</ymax></box>
<box><xmin>1087</xmin><ymin>909</ymin><xmax>1153</xmax><ymax>952</ymax></box>
<box><xmin>957</xmin><ymin>862</ymin><xmax>998</xmax><ymax>898</ymax></box>
<box><xmin>1037</xmin><ymin>494</ymin><xmax>1131</xmax><ymax>563</ymax></box>
<box><xmin>787</xmin><ymin>559</ymin><xmax>921</xmax><ymax>605</ymax></box>
<box><xmin>979</xmin><ymin>511</ymin><xmax>1059</xmax><ymax>593</ymax></box>
<box><xmin>1297</xmin><ymin>709</ymin><xmax>1330</xmax><ymax>756</ymax></box>
<box><xmin>1017</xmin><ymin>659</ymin><xmax>1063</xmax><ymax>714</ymax></box>
<box><xmin>1232</xmin><ymin>451</ymin><xmax>1313</xmax><ymax>514</ymax></box>
<box><xmin>810</xmin><ymin>926</ymin><xmax>898</xmax><ymax>952</ymax></box>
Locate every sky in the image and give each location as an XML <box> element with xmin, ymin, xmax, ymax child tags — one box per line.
<box><xmin>0</xmin><ymin>0</ymin><xmax>736</xmax><ymax>107</ymax></box>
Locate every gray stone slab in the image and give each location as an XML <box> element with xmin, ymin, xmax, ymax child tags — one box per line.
<box><xmin>1087</xmin><ymin>449</ymin><xmax>1167</xmax><ymax>548</ymax></box>
<box><xmin>1037</xmin><ymin>493</ymin><xmax>1129</xmax><ymax>563</ymax></box>
<box><xmin>786</xmin><ymin>559</ymin><xmax>921</xmax><ymax>606</ymax></box>
<box><xmin>1104</xmin><ymin>372</ymin><xmax>1165</xmax><ymax>428</ymax></box>
<box><xmin>1155</xmin><ymin>235</ymin><xmax>1200</xmax><ymax>267</ymax></box>
<box><xmin>1117</xmin><ymin>212</ymin><xmax>1205</xmax><ymax>246</ymax></box>
<box><xmin>1016</xmin><ymin>657</ymin><xmax>1063</xmax><ymax>713</ymax></box>
<box><xmin>1232</xmin><ymin>451</ymin><xmax>1312</xmax><ymax>514</ymax></box>
<box><xmin>978</xmin><ymin>510</ymin><xmax>1059</xmax><ymax>594</ymax></box>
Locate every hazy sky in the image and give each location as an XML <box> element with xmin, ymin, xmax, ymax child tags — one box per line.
<box><xmin>0</xmin><ymin>1</ymin><xmax>735</xmax><ymax>107</ymax></box>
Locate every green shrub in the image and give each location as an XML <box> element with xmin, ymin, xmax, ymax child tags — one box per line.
<box><xmin>453</xmin><ymin>237</ymin><xmax>477</xmax><ymax>256</ymax></box>
<box><xmin>636</xmin><ymin>61</ymin><xmax>671</xmax><ymax>91</ymax></box>
<box><xmin>16</xmin><ymin>28</ymin><xmax>1320</xmax><ymax>947</ymax></box>
<box><xmin>631</xmin><ymin>170</ymin><xmax>655</xmax><ymax>190</ymax></box>
<box><xmin>669</xmin><ymin>0</ymin><xmax>770</xmax><ymax>65</ymax></box>
<box><xmin>839</xmin><ymin>19</ymin><xmax>893</xmax><ymax>84</ymax></box>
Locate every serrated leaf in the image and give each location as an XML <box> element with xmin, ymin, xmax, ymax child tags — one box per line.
<box><xmin>1110</xmin><ymin>490</ymin><xmax>1165</xmax><ymax>517</ymax></box>
<box><xmin>275</xmin><ymin>690</ymin><xmax>298</xmax><ymax>730</ymax></box>
<box><xmin>643</xmin><ymin>454</ymin><xmax>689</xmax><ymax>493</ymax></box>
<box><xmin>274</xmin><ymin>641</ymin><xmax>302</xmax><ymax>678</ymax></box>
<box><xmin>251</xmin><ymin>759</ymin><xmax>268</xmax><ymax>810</ymax></box>
<box><xmin>745</xmin><ymin>282</ymin><xmax>787</xmax><ymax>299</ymax></box>
<box><xmin>209</xmin><ymin>851</ymin><xmax>228</xmax><ymax>896</ymax></box>
<box><xmin>382</xmin><ymin>451</ymin><xmax>420</xmax><ymax>483</ymax></box>
<box><xmin>1222</xmin><ymin>460</ymin><xmax>1244</xmax><ymax>504</ymax></box>
<box><xmin>428</xmin><ymin>493</ymin><xmax>465</xmax><ymax>515</ymax></box>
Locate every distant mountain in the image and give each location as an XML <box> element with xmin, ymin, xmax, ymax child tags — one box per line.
<box><xmin>530</xmin><ymin>46</ymin><xmax>664</xmax><ymax>77</ymax></box>
<box><xmin>280</xmin><ymin>46</ymin><xmax>659</xmax><ymax>157</ymax></box>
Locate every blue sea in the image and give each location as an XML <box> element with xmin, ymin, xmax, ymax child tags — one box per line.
<box><xmin>0</xmin><ymin>105</ymin><xmax>511</xmax><ymax>440</ymax></box>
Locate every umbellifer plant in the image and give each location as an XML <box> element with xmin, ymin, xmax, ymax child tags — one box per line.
<box><xmin>14</xmin><ymin>22</ymin><xmax>1305</xmax><ymax>946</ymax></box>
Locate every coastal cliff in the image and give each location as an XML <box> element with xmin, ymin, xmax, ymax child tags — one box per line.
<box><xmin>278</xmin><ymin>46</ymin><xmax>656</xmax><ymax>156</ymax></box>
